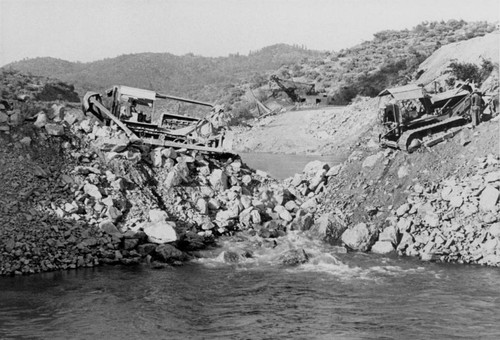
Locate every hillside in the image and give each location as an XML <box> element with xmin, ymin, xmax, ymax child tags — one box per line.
<box><xmin>3</xmin><ymin>45</ymin><xmax>321</xmax><ymax>102</ymax></box>
<box><xmin>2</xmin><ymin>20</ymin><xmax>497</xmax><ymax>122</ymax></box>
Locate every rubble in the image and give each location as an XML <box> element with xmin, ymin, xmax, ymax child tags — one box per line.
<box><xmin>369</xmin><ymin>154</ymin><xmax>500</xmax><ymax>266</ymax></box>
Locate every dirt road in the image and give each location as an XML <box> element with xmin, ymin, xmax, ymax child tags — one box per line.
<box><xmin>231</xmin><ymin>98</ymin><xmax>378</xmax><ymax>156</ymax></box>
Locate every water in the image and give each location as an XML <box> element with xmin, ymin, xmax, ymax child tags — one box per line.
<box><xmin>240</xmin><ymin>152</ymin><xmax>343</xmax><ymax>180</ymax></box>
<box><xmin>1</xmin><ymin>232</ymin><xmax>500</xmax><ymax>339</ymax></box>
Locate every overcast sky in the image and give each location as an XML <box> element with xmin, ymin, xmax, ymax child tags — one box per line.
<box><xmin>0</xmin><ymin>0</ymin><xmax>498</xmax><ymax>66</ymax></box>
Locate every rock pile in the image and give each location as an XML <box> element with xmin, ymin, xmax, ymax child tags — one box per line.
<box><xmin>368</xmin><ymin>153</ymin><xmax>500</xmax><ymax>266</ymax></box>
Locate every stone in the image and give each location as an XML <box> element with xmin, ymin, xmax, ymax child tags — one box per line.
<box><xmin>303</xmin><ymin>160</ymin><xmax>329</xmax><ymax>175</ymax></box>
<box><xmin>378</xmin><ymin>225</ymin><xmax>398</xmax><ymax>245</ymax></box>
<box><xmin>99</xmin><ymin>220</ymin><xmax>121</xmax><ymax>236</ymax></box>
<box><xmin>397</xmin><ymin>232</ymin><xmax>414</xmax><ymax>252</ymax></box>
<box><xmin>150</xmin><ymin>148</ymin><xmax>164</xmax><ymax>167</ymax></box>
<box><xmin>396</xmin><ymin>203</ymin><xmax>411</xmax><ymax>217</ymax></box>
<box><xmin>165</xmin><ymin>168</ymin><xmax>183</xmax><ymax>187</ymax></box>
<box><xmin>284</xmin><ymin>200</ymin><xmax>299</xmax><ymax>212</ymax></box>
<box><xmin>155</xmin><ymin>244</ymin><xmax>186</xmax><ymax>262</ymax></box>
<box><xmin>292</xmin><ymin>213</ymin><xmax>314</xmax><ymax>231</ymax></box>
<box><xmin>196</xmin><ymin>198</ymin><xmax>208</xmax><ymax>214</ymax></box>
<box><xmin>326</xmin><ymin>164</ymin><xmax>341</xmax><ymax>177</ymax></box>
<box><xmin>341</xmin><ymin>222</ymin><xmax>377</xmax><ymax>251</ymax></box>
<box><xmin>413</xmin><ymin>183</ymin><xmax>424</xmax><ymax>194</ymax></box>
<box><xmin>489</xmin><ymin>223</ymin><xmax>500</xmax><ymax>238</ymax></box>
<box><xmin>362</xmin><ymin>153</ymin><xmax>382</xmax><ymax>168</ymax></box>
<box><xmin>20</xmin><ymin>137</ymin><xmax>31</xmax><ymax>146</ymax></box>
<box><xmin>161</xmin><ymin>147</ymin><xmax>177</xmax><ymax>159</ymax></box>
<box><xmin>482</xmin><ymin>213</ymin><xmax>497</xmax><ymax>223</ymax></box>
<box><xmin>250</xmin><ymin>210</ymin><xmax>261</xmax><ymax>224</ymax></box>
<box><xmin>209</xmin><ymin>169</ymin><xmax>228</xmax><ymax>191</ymax></box>
<box><xmin>397</xmin><ymin>165</ymin><xmax>409</xmax><ymax>178</ymax></box>
<box><xmin>371</xmin><ymin>241</ymin><xmax>395</xmax><ymax>254</ymax></box>
<box><xmin>222</xmin><ymin>251</ymin><xmax>242</xmax><ymax>263</ymax></box>
<box><xmin>424</xmin><ymin>213</ymin><xmax>440</xmax><ymax>228</ymax></box>
<box><xmin>449</xmin><ymin>195</ymin><xmax>463</xmax><ymax>208</ymax></box>
<box><xmin>479</xmin><ymin>186</ymin><xmax>499</xmax><ymax>211</ymax></box>
<box><xmin>0</xmin><ymin>111</ymin><xmax>8</xmax><ymax>124</ymax></box>
<box><xmin>107</xmin><ymin>206</ymin><xmax>122</xmax><ymax>222</ymax></box>
<box><xmin>300</xmin><ymin>197</ymin><xmax>317</xmax><ymax>212</ymax></box>
<box><xmin>279</xmin><ymin>249</ymin><xmax>309</xmax><ymax>266</ymax></box>
<box><xmin>149</xmin><ymin>209</ymin><xmax>169</xmax><ymax>222</ymax></box>
<box><xmin>309</xmin><ymin>171</ymin><xmax>326</xmax><ymax>191</ymax></box>
<box><xmin>291</xmin><ymin>173</ymin><xmax>303</xmax><ymax>187</ymax></box>
<box><xmin>144</xmin><ymin>221</ymin><xmax>177</xmax><ymax>244</ymax></box>
<box><xmin>63</xmin><ymin>109</ymin><xmax>83</xmax><ymax>125</ymax></box>
<box><xmin>83</xmin><ymin>183</ymin><xmax>102</xmax><ymax>199</ymax></box>
<box><xmin>45</xmin><ymin>123</ymin><xmax>65</xmax><ymax>136</ymax></box>
<box><xmin>485</xmin><ymin>171</ymin><xmax>500</xmax><ymax>183</ymax></box>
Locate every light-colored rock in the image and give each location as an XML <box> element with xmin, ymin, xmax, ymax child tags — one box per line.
<box><xmin>0</xmin><ymin>111</ymin><xmax>9</xmax><ymax>124</ymax></box>
<box><xmin>362</xmin><ymin>152</ymin><xmax>382</xmax><ymax>168</ymax></box>
<box><xmin>20</xmin><ymin>137</ymin><xmax>31</xmax><ymax>146</ymax></box>
<box><xmin>371</xmin><ymin>241</ymin><xmax>395</xmax><ymax>254</ymax></box>
<box><xmin>149</xmin><ymin>209</ymin><xmax>169</xmax><ymax>222</ymax></box>
<box><xmin>143</xmin><ymin>221</ymin><xmax>177</xmax><ymax>244</ymax></box>
<box><xmin>161</xmin><ymin>147</ymin><xmax>177</xmax><ymax>159</ymax></box>
<box><xmin>396</xmin><ymin>203</ymin><xmax>411</xmax><ymax>217</ymax></box>
<box><xmin>150</xmin><ymin>148</ymin><xmax>164</xmax><ymax>167</ymax></box>
<box><xmin>196</xmin><ymin>198</ymin><xmax>208</xmax><ymax>214</ymax></box>
<box><xmin>341</xmin><ymin>222</ymin><xmax>378</xmax><ymax>251</ymax></box>
<box><xmin>379</xmin><ymin>225</ymin><xmax>398</xmax><ymax>245</ymax></box>
<box><xmin>83</xmin><ymin>183</ymin><xmax>102</xmax><ymax>199</ymax></box>
<box><xmin>424</xmin><ymin>213</ymin><xmax>440</xmax><ymax>228</ymax></box>
<box><xmin>449</xmin><ymin>195</ymin><xmax>463</xmax><ymax>208</ymax></box>
<box><xmin>209</xmin><ymin>169</ymin><xmax>228</xmax><ymax>191</ymax></box>
<box><xmin>165</xmin><ymin>168</ymin><xmax>183</xmax><ymax>187</ymax></box>
<box><xmin>489</xmin><ymin>222</ymin><xmax>500</xmax><ymax>238</ymax></box>
<box><xmin>303</xmin><ymin>160</ymin><xmax>329</xmax><ymax>175</ymax></box>
<box><xmin>300</xmin><ymin>197</ymin><xmax>317</xmax><ymax>211</ymax></box>
<box><xmin>99</xmin><ymin>220</ymin><xmax>121</xmax><ymax>236</ymax></box>
<box><xmin>278</xmin><ymin>209</ymin><xmax>293</xmax><ymax>222</ymax></box>
<box><xmin>45</xmin><ymin>123</ymin><xmax>65</xmax><ymax>136</ymax></box>
<box><xmin>397</xmin><ymin>165</ymin><xmax>409</xmax><ymax>178</ymax></box>
<box><xmin>250</xmin><ymin>210</ymin><xmax>261</xmax><ymax>224</ymax></box>
<box><xmin>479</xmin><ymin>186</ymin><xmax>499</xmax><ymax>211</ymax></box>
<box><xmin>326</xmin><ymin>164</ymin><xmax>341</xmax><ymax>177</ymax></box>
<box><xmin>485</xmin><ymin>171</ymin><xmax>500</xmax><ymax>183</ymax></box>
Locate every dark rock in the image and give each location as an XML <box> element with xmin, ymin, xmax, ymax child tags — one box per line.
<box><xmin>137</xmin><ymin>243</ymin><xmax>157</xmax><ymax>256</ymax></box>
<box><xmin>279</xmin><ymin>248</ymin><xmax>309</xmax><ymax>266</ymax></box>
<box><xmin>155</xmin><ymin>244</ymin><xmax>187</xmax><ymax>263</ymax></box>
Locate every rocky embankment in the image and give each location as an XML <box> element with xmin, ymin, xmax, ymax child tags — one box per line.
<box><xmin>0</xmin><ymin>74</ymin><xmax>343</xmax><ymax>276</ymax></box>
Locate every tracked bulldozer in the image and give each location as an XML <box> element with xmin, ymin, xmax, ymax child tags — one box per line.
<box><xmin>378</xmin><ymin>84</ymin><xmax>476</xmax><ymax>152</ymax></box>
<box><xmin>82</xmin><ymin>85</ymin><xmax>230</xmax><ymax>153</ymax></box>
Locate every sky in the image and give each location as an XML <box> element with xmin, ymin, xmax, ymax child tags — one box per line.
<box><xmin>0</xmin><ymin>0</ymin><xmax>498</xmax><ymax>66</ymax></box>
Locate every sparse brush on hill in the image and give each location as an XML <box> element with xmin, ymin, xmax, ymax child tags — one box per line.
<box><xmin>2</xmin><ymin>20</ymin><xmax>497</xmax><ymax>123</ymax></box>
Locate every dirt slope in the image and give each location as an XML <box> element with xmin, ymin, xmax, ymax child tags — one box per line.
<box><xmin>417</xmin><ymin>32</ymin><xmax>500</xmax><ymax>87</ymax></box>
<box><xmin>231</xmin><ymin>98</ymin><xmax>378</xmax><ymax>156</ymax></box>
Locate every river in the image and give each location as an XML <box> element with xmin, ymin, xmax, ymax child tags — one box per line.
<box><xmin>1</xmin><ymin>231</ymin><xmax>500</xmax><ymax>339</ymax></box>
<box><xmin>240</xmin><ymin>152</ymin><xmax>344</xmax><ymax>180</ymax></box>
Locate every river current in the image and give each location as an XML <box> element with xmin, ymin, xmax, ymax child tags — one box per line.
<box><xmin>1</xmin><ymin>231</ymin><xmax>500</xmax><ymax>339</ymax></box>
<box><xmin>2</xmin><ymin>155</ymin><xmax>500</xmax><ymax>339</ymax></box>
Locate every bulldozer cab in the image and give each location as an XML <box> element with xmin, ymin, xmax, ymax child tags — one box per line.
<box><xmin>107</xmin><ymin>85</ymin><xmax>156</xmax><ymax>124</ymax></box>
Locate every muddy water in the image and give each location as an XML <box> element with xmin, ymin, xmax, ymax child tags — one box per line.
<box><xmin>1</xmin><ymin>232</ymin><xmax>500</xmax><ymax>339</ymax></box>
<box><xmin>241</xmin><ymin>152</ymin><xmax>343</xmax><ymax>180</ymax></box>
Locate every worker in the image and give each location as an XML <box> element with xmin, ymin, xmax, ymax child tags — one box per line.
<box><xmin>471</xmin><ymin>90</ymin><xmax>483</xmax><ymax>127</ymax></box>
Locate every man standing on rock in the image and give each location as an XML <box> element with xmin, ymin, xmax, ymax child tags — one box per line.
<box><xmin>471</xmin><ymin>90</ymin><xmax>483</xmax><ymax>127</ymax></box>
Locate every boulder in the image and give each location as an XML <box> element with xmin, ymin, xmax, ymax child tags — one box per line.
<box><xmin>45</xmin><ymin>123</ymin><xmax>65</xmax><ymax>136</ymax></box>
<box><xmin>165</xmin><ymin>168</ymin><xmax>183</xmax><ymax>187</ymax></box>
<box><xmin>196</xmin><ymin>198</ymin><xmax>209</xmax><ymax>214</ymax></box>
<box><xmin>149</xmin><ymin>209</ymin><xmax>169</xmax><ymax>222</ymax></box>
<box><xmin>143</xmin><ymin>221</ymin><xmax>177</xmax><ymax>244</ymax></box>
<box><xmin>371</xmin><ymin>241</ymin><xmax>395</xmax><ymax>254</ymax></box>
<box><xmin>150</xmin><ymin>148</ymin><xmax>164</xmax><ymax>167</ymax></box>
<box><xmin>326</xmin><ymin>164</ymin><xmax>341</xmax><ymax>177</ymax></box>
<box><xmin>396</xmin><ymin>203</ymin><xmax>411</xmax><ymax>217</ymax></box>
<box><xmin>99</xmin><ymin>220</ymin><xmax>121</xmax><ymax>236</ymax></box>
<box><xmin>83</xmin><ymin>183</ymin><xmax>102</xmax><ymax>199</ymax></box>
<box><xmin>303</xmin><ymin>160</ymin><xmax>329</xmax><ymax>176</ymax></box>
<box><xmin>341</xmin><ymin>222</ymin><xmax>378</xmax><ymax>251</ymax></box>
<box><xmin>378</xmin><ymin>225</ymin><xmax>399</xmax><ymax>245</ymax></box>
<box><xmin>155</xmin><ymin>244</ymin><xmax>187</xmax><ymax>263</ymax></box>
<box><xmin>362</xmin><ymin>153</ymin><xmax>382</xmax><ymax>168</ymax></box>
<box><xmin>489</xmin><ymin>222</ymin><xmax>500</xmax><ymax>238</ymax></box>
<box><xmin>209</xmin><ymin>169</ymin><xmax>228</xmax><ymax>191</ymax></box>
<box><xmin>222</xmin><ymin>251</ymin><xmax>242</xmax><ymax>263</ymax></box>
<box><xmin>0</xmin><ymin>111</ymin><xmax>9</xmax><ymax>124</ymax></box>
<box><xmin>479</xmin><ymin>186</ymin><xmax>499</xmax><ymax>211</ymax></box>
<box><xmin>279</xmin><ymin>249</ymin><xmax>309</xmax><ymax>266</ymax></box>
<box><xmin>161</xmin><ymin>147</ymin><xmax>177</xmax><ymax>159</ymax></box>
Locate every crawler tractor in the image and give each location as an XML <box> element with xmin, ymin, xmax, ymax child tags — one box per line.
<box><xmin>82</xmin><ymin>85</ymin><xmax>230</xmax><ymax>153</ymax></box>
<box><xmin>378</xmin><ymin>84</ymin><xmax>476</xmax><ymax>152</ymax></box>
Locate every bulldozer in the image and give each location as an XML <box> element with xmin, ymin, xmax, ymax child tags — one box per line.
<box><xmin>378</xmin><ymin>84</ymin><xmax>476</xmax><ymax>152</ymax></box>
<box><xmin>82</xmin><ymin>85</ymin><xmax>230</xmax><ymax>153</ymax></box>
